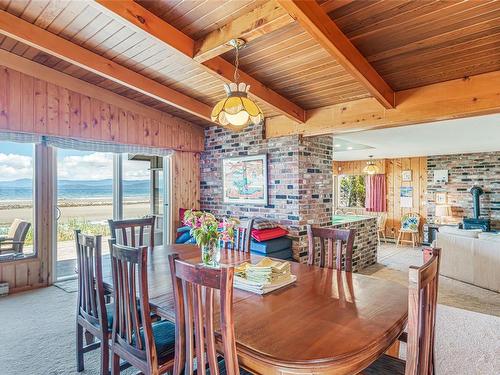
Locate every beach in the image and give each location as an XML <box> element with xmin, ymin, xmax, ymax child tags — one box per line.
<box><xmin>0</xmin><ymin>198</ymin><xmax>150</xmax><ymax>225</ymax></box>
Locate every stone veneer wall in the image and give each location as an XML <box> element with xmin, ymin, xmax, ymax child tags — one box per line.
<box><xmin>427</xmin><ymin>151</ymin><xmax>500</xmax><ymax>230</ymax></box>
<box><xmin>200</xmin><ymin>123</ymin><xmax>333</xmax><ymax>261</ymax></box>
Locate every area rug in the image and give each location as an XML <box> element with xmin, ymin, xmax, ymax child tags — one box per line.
<box><xmin>0</xmin><ymin>287</ymin><xmax>498</xmax><ymax>374</ymax></box>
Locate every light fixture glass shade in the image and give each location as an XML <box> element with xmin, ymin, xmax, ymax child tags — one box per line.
<box><xmin>211</xmin><ymin>82</ymin><xmax>263</xmax><ymax>131</ymax></box>
<box><xmin>363</xmin><ymin>161</ymin><xmax>379</xmax><ymax>175</ymax></box>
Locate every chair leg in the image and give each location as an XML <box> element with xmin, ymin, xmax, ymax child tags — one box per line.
<box><xmin>396</xmin><ymin>231</ymin><xmax>402</xmax><ymax>247</ymax></box>
<box><xmin>111</xmin><ymin>352</ymin><xmax>120</xmax><ymax>375</ymax></box>
<box><xmin>101</xmin><ymin>337</ymin><xmax>110</xmax><ymax>375</ymax></box>
<box><xmin>412</xmin><ymin>233</ymin><xmax>416</xmax><ymax>248</ymax></box>
<box><xmin>76</xmin><ymin>323</ymin><xmax>84</xmax><ymax>372</ymax></box>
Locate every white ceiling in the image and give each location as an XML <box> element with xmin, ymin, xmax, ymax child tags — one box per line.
<box><xmin>333</xmin><ymin>114</ymin><xmax>500</xmax><ymax>161</ymax></box>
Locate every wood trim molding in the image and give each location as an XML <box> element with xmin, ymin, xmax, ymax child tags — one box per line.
<box><xmin>0</xmin><ymin>9</ymin><xmax>213</xmax><ymax>122</ymax></box>
<box><xmin>277</xmin><ymin>0</ymin><xmax>395</xmax><ymax>109</ymax></box>
<box><xmin>93</xmin><ymin>0</ymin><xmax>306</xmax><ymax>124</ymax></box>
<box><xmin>193</xmin><ymin>1</ymin><xmax>294</xmax><ymax>62</ymax></box>
<box><xmin>265</xmin><ymin>70</ymin><xmax>500</xmax><ymax>138</ymax></box>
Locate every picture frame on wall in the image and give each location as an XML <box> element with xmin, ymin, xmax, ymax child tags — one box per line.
<box><xmin>402</xmin><ymin>170</ymin><xmax>412</xmax><ymax>182</ymax></box>
<box><xmin>222</xmin><ymin>154</ymin><xmax>268</xmax><ymax>205</ymax></box>
<box><xmin>436</xmin><ymin>192</ymin><xmax>447</xmax><ymax>204</ymax></box>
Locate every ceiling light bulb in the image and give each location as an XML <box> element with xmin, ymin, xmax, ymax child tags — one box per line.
<box><xmin>334</xmin><ymin>144</ymin><xmax>341</xmax><ymax>147</ymax></box>
<box><xmin>224</xmin><ymin>111</ymin><xmax>250</xmax><ymax>127</ymax></box>
<box><xmin>347</xmin><ymin>146</ymin><xmax>353</xmax><ymax>150</ymax></box>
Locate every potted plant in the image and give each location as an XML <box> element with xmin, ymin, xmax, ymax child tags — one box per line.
<box><xmin>183</xmin><ymin>210</ymin><xmax>239</xmax><ymax>267</ymax></box>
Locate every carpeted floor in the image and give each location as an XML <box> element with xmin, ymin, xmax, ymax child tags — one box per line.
<box><xmin>0</xmin><ymin>244</ymin><xmax>498</xmax><ymax>374</ymax></box>
<box><xmin>360</xmin><ymin>244</ymin><xmax>500</xmax><ymax>317</ymax></box>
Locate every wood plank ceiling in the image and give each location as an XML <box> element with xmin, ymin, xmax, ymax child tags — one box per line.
<box><xmin>0</xmin><ymin>0</ymin><xmax>498</xmax><ymax>128</ymax></box>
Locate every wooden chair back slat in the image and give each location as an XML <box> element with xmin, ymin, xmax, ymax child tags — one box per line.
<box><xmin>405</xmin><ymin>248</ymin><xmax>441</xmax><ymax>375</ymax></box>
<box><xmin>110</xmin><ymin>241</ymin><xmax>158</xmax><ymax>372</ymax></box>
<box><xmin>169</xmin><ymin>254</ymin><xmax>239</xmax><ymax>375</ymax></box>
<box><xmin>307</xmin><ymin>225</ymin><xmax>356</xmax><ymax>271</ymax></box>
<box><xmin>326</xmin><ymin>239</ymin><xmax>334</xmax><ymax>268</ymax></box>
<box><xmin>108</xmin><ymin>217</ymin><xmax>155</xmax><ymax>251</ymax></box>
<box><xmin>75</xmin><ymin>230</ymin><xmax>107</xmax><ymax>328</ymax></box>
<box><xmin>223</xmin><ymin>219</ymin><xmax>254</xmax><ymax>252</ymax></box>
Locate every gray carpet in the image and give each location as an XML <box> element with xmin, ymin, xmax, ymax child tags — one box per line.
<box><xmin>360</xmin><ymin>244</ymin><xmax>500</xmax><ymax>317</ymax></box>
<box><xmin>0</xmin><ymin>285</ymin><xmax>499</xmax><ymax>374</ymax></box>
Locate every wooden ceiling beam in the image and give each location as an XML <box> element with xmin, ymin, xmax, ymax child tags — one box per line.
<box><xmin>193</xmin><ymin>1</ymin><xmax>294</xmax><ymax>62</ymax></box>
<box><xmin>0</xmin><ymin>9</ymin><xmax>213</xmax><ymax>122</ymax></box>
<box><xmin>265</xmin><ymin>70</ymin><xmax>500</xmax><ymax>138</ymax></box>
<box><xmin>94</xmin><ymin>0</ymin><xmax>306</xmax><ymax>124</ymax></box>
<box><xmin>277</xmin><ymin>0</ymin><xmax>395</xmax><ymax>109</ymax></box>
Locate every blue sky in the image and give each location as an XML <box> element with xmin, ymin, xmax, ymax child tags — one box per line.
<box><xmin>0</xmin><ymin>141</ymin><xmax>150</xmax><ymax>182</ymax></box>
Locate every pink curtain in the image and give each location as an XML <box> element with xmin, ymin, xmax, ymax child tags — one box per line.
<box><xmin>365</xmin><ymin>174</ymin><xmax>386</xmax><ymax>212</ymax></box>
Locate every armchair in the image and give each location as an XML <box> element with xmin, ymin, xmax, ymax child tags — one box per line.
<box><xmin>0</xmin><ymin>219</ymin><xmax>31</xmax><ymax>255</ymax></box>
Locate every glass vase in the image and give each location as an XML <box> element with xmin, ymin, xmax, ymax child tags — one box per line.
<box><xmin>201</xmin><ymin>242</ymin><xmax>221</xmax><ymax>267</ymax></box>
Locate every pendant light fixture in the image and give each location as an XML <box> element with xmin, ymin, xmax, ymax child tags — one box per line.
<box><xmin>211</xmin><ymin>39</ymin><xmax>264</xmax><ymax>131</ymax></box>
<box><xmin>363</xmin><ymin>155</ymin><xmax>379</xmax><ymax>175</ymax></box>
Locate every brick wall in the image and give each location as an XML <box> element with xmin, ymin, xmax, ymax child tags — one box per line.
<box><xmin>200</xmin><ymin>123</ymin><xmax>333</xmax><ymax>261</ymax></box>
<box><xmin>427</xmin><ymin>151</ymin><xmax>500</xmax><ymax>230</ymax></box>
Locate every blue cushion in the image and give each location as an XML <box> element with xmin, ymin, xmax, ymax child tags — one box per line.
<box><xmin>105</xmin><ymin>303</ymin><xmax>114</xmax><ymax>329</ymax></box>
<box><xmin>133</xmin><ymin>320</ymin><xmax>176</xmax><ymax>361</ymax></box>
<box><xmin>175</xmin><ymin>231</ymin><xmax>192</xmax><ymax>244</ymax></box>
<box><xmin>250</xmin><ymin>237</ymin><xmax>292</xmax><ymax>254</ymax></box>
<box><xmin>177</xmin><ymin>225</ymin><xmax>191</xmax><ymax>233</ymax></box>
<box><xmin>256</xmin><ymin>248</ymin><xmax>292</xmax><ymax>260</ymax></box>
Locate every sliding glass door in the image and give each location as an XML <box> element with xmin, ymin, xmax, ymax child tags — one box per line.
<box><xmin>55</xmin><ymin>149</ymin><xmax>114</xmax><ymax>280</ymax></box>
<box><xmin>53</xmin><ymin>149</ymin><xmax>170</xmax><ymax>280</ymax></box>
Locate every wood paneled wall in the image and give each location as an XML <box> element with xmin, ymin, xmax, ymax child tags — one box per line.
<box><xmin>170</xmin><ymin>151</ymin><xmax>201</xmax><ymax>240</ymax></box>
<box><xmin>333</xmin><ymin>157</ymin><xmax>427</xmax><ymax>239</ymax></box>
<box><xmin>385</xmin><ymin>157</ymin><xmax>427</xmax><ymax>238</ymax></box>
<box><xmin>0</xmin><ymin>64</ymin><xmax>204</xmax><ymax>152</ymax></box>
<box><xmin>0</xmin><ymin>58</ymin><xmax>204</xmax><ymax>293</ymax></box>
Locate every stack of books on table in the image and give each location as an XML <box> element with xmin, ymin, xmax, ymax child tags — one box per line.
<box><xmin>234</xmin><ymin>257</ymin><xmax>296</xmax><ymax>295</ymax></box>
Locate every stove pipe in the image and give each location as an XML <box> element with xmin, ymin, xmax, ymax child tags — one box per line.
<box><xmin>470</xmin><ymin>186</ymin><xmax>484</xmax><ymax>219</ymax></box>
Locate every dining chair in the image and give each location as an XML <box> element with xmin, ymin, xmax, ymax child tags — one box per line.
<box><xmin>75</xmin><ymin>230</ymin><xmax>111</xmax><ymax>375</ymax></box>
<box><xmin>109</xmin><ymin>240</ymin><xmax>176</xmax><ymax>375</ymax></box>
<box><xmin>362</xmin><ymin>248</ymin><xmax>441</xmax><ymax>375</ymax></box>
<box><xmin>396</xmin><ymin>212</ymin><xmax>420</xmax><ymax>247</ymax></box>
<box><xmin>222</xmin><ymin>218</ymin><xmax>254</xmax><ymax>252</ymax></box>
<box><xmin>306</xmin><ymin>225</ymin><xmax>356</xmax><ymax>271</ymax></box>
<box><xmin>376</xmin><ymin>213</ymin><xmax>388</xmax><ymax>246</ymax></box>
<box><xmin>168</xmin><ymin>253</ymin><xmax>252</xmax><ymax>375</ymax></box>
<box><xmin>108</xmin><ymin>216</ymin><xmax>155</xmax><ymax>250</ymax></box>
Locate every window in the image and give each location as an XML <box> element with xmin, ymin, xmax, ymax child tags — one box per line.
<box><xmin>122</xmin><ymin>154</ymin><xmax>151</xmax><ymax>219</ymax></box>
<box><xmin>337</xmin><ymin>175</ymin><xmax>366</xmax><ymax>208</ymax></box>
<box><xmin>0</xmin><ymin>141</ymin><xmax>36</xmax><ymax>259</ymax></box>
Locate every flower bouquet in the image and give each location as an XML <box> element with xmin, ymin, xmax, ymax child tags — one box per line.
<box><xmin>183</xmin><ymin>210</ymin><xmax>239</xmax><ymax>267</ymax></box>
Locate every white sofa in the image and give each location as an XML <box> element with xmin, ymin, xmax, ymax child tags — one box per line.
<box><xmin>436</xmin><ymin>227</ymin><xmax>500</xmax><ymax>292</ymax></box>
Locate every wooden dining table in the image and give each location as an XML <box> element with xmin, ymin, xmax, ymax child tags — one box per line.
<box><xmin>102</xmin><ymin>244</ymin><xmax>408</xmax><ymax>375</ymax></box>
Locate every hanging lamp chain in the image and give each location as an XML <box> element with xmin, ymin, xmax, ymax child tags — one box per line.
<box><xmin>234</xmin><ymin>43</ymin><xmax>240</xmax><ymax>84</ymax></box>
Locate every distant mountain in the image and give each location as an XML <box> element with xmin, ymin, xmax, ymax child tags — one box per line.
<box><xmin>0</xmin><ymin>178</ymin><xmax>32</xmax><ymax>188</ymax></box>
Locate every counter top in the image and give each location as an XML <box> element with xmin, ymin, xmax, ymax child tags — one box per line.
<box><xmin>331</xmin><ymin>215</ymin><xmax>376</xmax><ymax>225</ymax></box>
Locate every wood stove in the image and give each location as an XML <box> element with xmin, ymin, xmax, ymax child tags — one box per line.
<box><xmin>462</xmin><ymin>186</ymin><xmax>490</xmax><ymax>231</ymax></box>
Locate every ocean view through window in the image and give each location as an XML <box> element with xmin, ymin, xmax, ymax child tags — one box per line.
<box><xmin>0</xmin><ymin>141</ymin><xmax>35</xmax><ymax>259</ymax></box>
